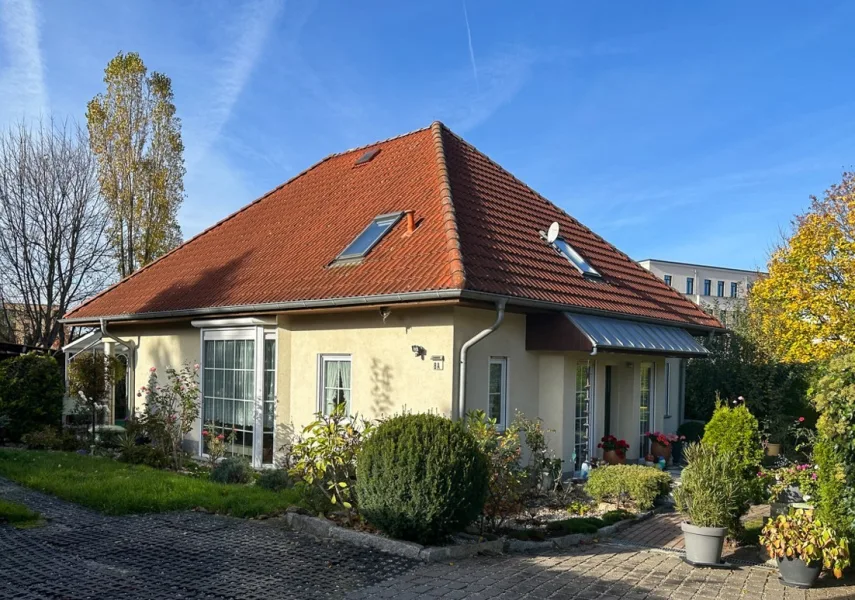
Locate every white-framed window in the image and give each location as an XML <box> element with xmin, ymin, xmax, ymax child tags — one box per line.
<box><xmin>318</xmin><ymin>354</ymin><xmax>352</xmax><ymax>415</ymax></box>
<box><xmin>664</xmin><ymin>361</ymin><xmax>671</xmax><ymax>418</ymax></box>
<box><xmin>574</xmin><ymin>361</ymin><xmax>592</xmax><ymax>471</ymax></box>
<box><xmin>639</xmin><ymin>362</ymin><xmax>654</xmax><ymax>456</ymax></box>
<box><xmin>200</xmin><ymin>327</ymin><xmax>276</xmax><ymax>467</ymax></box>
<box><xmin>488</xmin><ymin>357</ymin><xmax>508</xmax><ymax>428</ymax></box>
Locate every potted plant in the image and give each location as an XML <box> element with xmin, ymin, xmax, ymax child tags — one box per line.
<box><xmin>761</xmin><ymin>416</ymin><xmax>788</xmax><ymax>457</ymax></box>
<box><xmin>645</xmin><ymin>432</ymin><xmax>681</xmax><ymax>462</ymax></box>
<box><xmin>760</xmin><ymin>509</ymin><xmax>849</xmax><ymax>588</ymax></box>
<box><xmin>597</xmin><ymin>434</ymin><xmax>629</xmax><ymax>465</ymax></box>
<box><xmin>674</xmin><ymin>443</ymin><xmax>748</xmax><ymax>566</ymax></box>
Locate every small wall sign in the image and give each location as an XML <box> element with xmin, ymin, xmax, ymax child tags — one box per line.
<box><xmin>431</xmin><ymin>355</ymin><xmax>444</xmax><ymax>371</ymax></box>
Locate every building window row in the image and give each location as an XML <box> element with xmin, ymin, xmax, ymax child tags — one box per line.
<box><xmin>663</xmin><ymin>274</ymin><xmax>741</xmax><ymax>298</ymax></box>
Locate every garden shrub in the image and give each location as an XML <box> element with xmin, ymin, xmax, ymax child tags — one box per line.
<box><xmin>210</xmin><ymin>457</ymin><xmax>253</xmax><ymax>485</ymax></box>
<box><xmin>357</xmin><ymin>413</ymin><xmax>488</xmax><ymax>545</ymax></box>
<box><xmin>139</xmin><ymin>364</ymin><xmax>200</xmax><ymax>470</ymax></box>
<box><xmin>674</xmin><ymin>443</ymin><xmax>749</xmax><ymax>536</ymax></box>
<box><xmin>466</xmin><ymin>410</ymin><xmax>524</xmax><ymax>529</ymax></box>
<box><xmin>584</xmin><ymin>465</ymin><xmax>671</xmax><ymax>511</ymax></box>
<box><xmin>545</xmin><ymin>517</ymin><xmax>604</xmax><ymax>535</ymax></box>
<box><xmin>0</xmin><ymin>353</ymin><xmax>63</xmax><ymax>441</ymax></box>
<box><xmin>289</xmin><ymin>403</ymin><xmax>373</xmax><ymax>511</ymax></box>
<box><xmin>601</xmin><ymin>509</ymin><xmax>635</xmax><ymax>526</ymax></box>
<box><xmin>21</xmin><ymin>426</ymin><xmax>82</xmax><ymax>451</ymax></box>
<box><xmin>118</xmin><ymin>443</ymin><xmax>170</xmax><ymax>469</ymax></box>
<box><xmin>257</xmin><ymin>468</ymin><xmax>291</xmax><ymax>492</ymax></box>
<box><xmin>811</xmin><ymin>352</ymin><xmax>855</xmax><ymax>539</ymax></box>
<box><xmin>676</xmin><ymin>421</ymin><xmax>706</xmax><ymax>444</ymax></box>
<box><xmin>701</xmin><ymin>401</ymin><xmax>763</xmax><ymax>476</ymax></box>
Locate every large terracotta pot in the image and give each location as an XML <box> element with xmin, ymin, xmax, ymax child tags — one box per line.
<box><xmin>650</xmin><ymin>440</ymin><xmax>671</xmax><ymax>461</ymax></box>
<box><xmin>603</xmin><ymin>450</ymin><xmax>626</xmax><ymax>465</ymax></box>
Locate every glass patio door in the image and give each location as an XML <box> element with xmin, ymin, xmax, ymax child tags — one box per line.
<box><xmin>639</xmin><ymin>362</ymin><xmax>654</xmax><ymax>457</ymax></box>
<box><xmin>574</xmin><ymin>361</ymin><xmax>592</xmax><ymax>472</ymax></box>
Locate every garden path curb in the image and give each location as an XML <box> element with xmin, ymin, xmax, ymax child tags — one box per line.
<box><xmin>270</xmin><ymin>505</ymin><xmax>669</xmax><ymax>562</ymax></box>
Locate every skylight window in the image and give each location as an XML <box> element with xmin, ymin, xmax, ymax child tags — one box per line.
<box><xmin>336</xmin><ymin>212</ymin><xmax>403</xmax><ymax>261</ymax></box>
<box><xmin>552</xmin><ymin>238</ymin><xmax>601</xmax><ymax>278</ymax></box>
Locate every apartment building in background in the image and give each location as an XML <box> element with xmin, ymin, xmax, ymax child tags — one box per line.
<box><xmin>637</xmin><ymin>258</ymin><xmax>765</xmax><ymax>426</ymax></box>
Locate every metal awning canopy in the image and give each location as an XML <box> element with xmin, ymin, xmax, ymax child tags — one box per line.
<box><xmin>564</xmin><ymin>313</ymin><xmax>709</xmax><ymax>357</ymax></box>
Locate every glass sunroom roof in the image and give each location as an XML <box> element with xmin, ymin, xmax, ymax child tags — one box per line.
<box><xmin>336</xmin><ymin>212</ymin><xmax>403</xmax><ymax>261</ymax></box>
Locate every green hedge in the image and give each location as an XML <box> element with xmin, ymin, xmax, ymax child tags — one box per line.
<box><xmin>0</xmin><ymin>353</ymin><xmax>64</xmax><ymax>441</ymax></box>
<box><xmin>585</xmin><ymin>465</ymin><xmax>671</xmax><ymax>511</ymax></box>
<box><xmin>357</xmin><ymin>413</ymin><xmax>488</xmax><ymax>545</ymax></box>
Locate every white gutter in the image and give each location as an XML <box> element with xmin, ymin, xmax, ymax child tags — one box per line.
<box><xmin>100</xmin><ymin>319</ymin><xmax>137</xmax><ymax>415</ymax></box>
<box><xmin>458</xmin><ymin>299</ymin><xmax>506</xmax><ymax>420</ymax></box>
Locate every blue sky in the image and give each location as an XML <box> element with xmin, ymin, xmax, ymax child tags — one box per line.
<box><xmin>2</xmin><ymin>1</ymin><xmax>853</xmax><ymax>271</ymax></box>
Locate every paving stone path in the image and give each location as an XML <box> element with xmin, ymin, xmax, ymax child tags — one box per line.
<box><xmin>0</xmin><ymin>477</ymin><xmax>416</xmax><ymax>599</ymax></box>
<box><xmin>3</xmin><ymin>477</ymin><xmax>854</xmax><ymax>599</ymax></box>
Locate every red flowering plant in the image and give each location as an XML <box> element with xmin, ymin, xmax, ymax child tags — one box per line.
<box><xmin>788</xmin><ymin>416</ymin><xmax>817</xmax><ymax>462</ymax></box>
<box><xmin>202</xmin><ymin>425</ymin><xmax>235</xmax><ymax>469</ymax></box>
<box><xmin>643</xmin><ymin>432</ymin><xmax>684</xmax><ymax>447</ymax></box>
<box><xmin>598</xmin><ymin>434</ymin><xmax>630</xmax><ymax>456</ymax></box>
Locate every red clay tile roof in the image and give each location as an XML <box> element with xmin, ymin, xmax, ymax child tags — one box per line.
<box><xmin>65</xmin><ymin>122</ymin><xmax>721</xmax><ymax>329</ymax></box>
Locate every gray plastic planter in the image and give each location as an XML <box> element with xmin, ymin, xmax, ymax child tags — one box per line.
<box><xmin>681</xmin><ymin>522</ymin><xmax>727</xmax><ymax>566</ymax></box>
<box><xmin>777</xmin><ymin>557</ymin><xmax>821</xmax><ymax>588</ymax></box>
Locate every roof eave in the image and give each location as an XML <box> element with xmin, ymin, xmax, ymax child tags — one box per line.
<box><xmin>62</xmin><ymin>288</ymin><xmax>723</xmax><ymax>333</ymax></box>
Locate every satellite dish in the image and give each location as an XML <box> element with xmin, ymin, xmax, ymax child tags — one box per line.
<box><xmin>546</xmin><ymin>222</ymin><xmax>560</xmax><ymax>243</ymax></box>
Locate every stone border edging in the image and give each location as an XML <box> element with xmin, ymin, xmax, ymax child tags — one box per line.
<box><xmin>278</xmin><ymin>512</ymin><xmax>504</xmax><ymax>562</ymax></box>
<box><xmin>503</xmin><ymin>505</ymin><xmax>669</xmax><ymax>554</ymax></box>
<box><xmin>271</xmin><ymin>506</ymin><xmax>670</xmax><ymax>563</ymax></box>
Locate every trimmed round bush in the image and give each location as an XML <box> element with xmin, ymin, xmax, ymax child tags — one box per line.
<box><xmin>357</xmin><ymin>413</ymin><xmax>488</xmax><ymax>545</ymax></box>
<box><xmin>210</xmin><ymin>457</ymin><xmax>253</xmax><ymax>484</ymax></box>
<box><xmin>585</xmin><ymin>465</ymin><xmax>671</xmax><ymax>511</ymax></box>
<box><xmin>257</xmin><ymin>468</ymin><xmax>292</xmax><ymax>492</ymax></box>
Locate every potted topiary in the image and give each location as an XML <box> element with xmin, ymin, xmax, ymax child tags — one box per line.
<box><xmin>597</xmin><ymin>434</ymin><xmax>629</xmax><ymax>465</ymax></box>
<box><xmin>674</xmin><ymin>443</ymin><xmax>748</xmax><ymax>566</ymax></box>
<box><xmin>760</xmin><ymin>509</ymin><xmax>850</xmax><ymax>588</ymax></box>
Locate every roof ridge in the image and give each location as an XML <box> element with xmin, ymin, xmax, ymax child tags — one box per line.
<box><xmin>437</xmin><ymin>124</ymin><xmax>719</xmax><ymax>327</ymax></box>
<box><xmin>430</xmin><ymin>121</ymin><xmax>466</xmax><ymax>289</ymax></box>
<box><xmin>325</xmin><ymin>124</ymin><xmax>433</xmax><ymax>161</ymax></box>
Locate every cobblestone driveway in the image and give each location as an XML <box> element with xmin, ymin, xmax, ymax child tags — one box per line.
<box><xmin>3</xmin><ymin>477</ymin><xmax>854</xmax><ymax>599</ymax></box>
<box><xmin>0</xmin><ymin>478</ymin><xmax>416</xmax><ymax>599</ymax></box>
<box><xmin>349</xmin><ymin>545</ymin><xmax>855</xmax><ymax>600</ymax></box>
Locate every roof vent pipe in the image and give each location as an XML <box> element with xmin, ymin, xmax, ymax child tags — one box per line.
<box><xmin>405</xmin><ymin>210</ymin><xmax>415</xmax><ymax>234</ymax></box>
<box><xmin>458</xmin><ymin>299</ymin><xmax>507</xmax><ymax>421</ymax></box>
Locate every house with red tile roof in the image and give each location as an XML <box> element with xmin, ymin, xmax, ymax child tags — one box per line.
<box><xmin>62</xmin><ymin>122</ymin><xmax>721</xmax><ymax>470</ymax></box>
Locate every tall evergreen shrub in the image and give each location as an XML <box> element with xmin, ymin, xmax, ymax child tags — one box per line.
<box><xmin>0</xmin><ymin>353</ymin><xmax>64</xmax><ymax>441</ymax></box>
<box><xmin>701</xmin><ymin>402</ymin><xmax>763</xmax><ymax>476</ymax></box>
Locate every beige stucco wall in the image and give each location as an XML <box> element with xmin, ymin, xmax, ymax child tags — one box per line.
<box><xmin>452</xmin><ymin>308</ymin><xmax>540</xmax><ymax>423</ymax></box>
<box><xmin>112</xmin><ymin>324</ymin><xmax>201</xmax><ymax>444</ymax></box>
<box><xmin>282</xmin><ymin>306</ymin><xmax>456</xmax><ymax>434</ymax></box>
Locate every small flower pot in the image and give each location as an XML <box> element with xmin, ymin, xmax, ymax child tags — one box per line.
<box><xmin>681</xmin><ymin>522</ymin><xmax>727</xmax><ymax>566</ymax></box>
<box><xmin>765</xmin><ymin>443</ymin><xmax>781</xmax><ymax>457</ymax></box>
<box><xmin>651</xmin><ymin>441</ymin><xmax>671</xmax><ymax>461</ymax></box>
<box><xmin>603</xmin><ymin>450</ymin><xmax>626</xmax><ymax>465</ymax></box>
<box><xmin>776</xmin><ymin>557</ymin><xmax>821</xmax><ymax>589</ymax></box>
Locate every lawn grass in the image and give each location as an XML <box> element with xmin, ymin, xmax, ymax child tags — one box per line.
<box><xmin>0</xmin><ymin>498</ymin><xmax>43</xmax><ymax>528</ymax></box>
<box><xmin>0</xmin><ymin>449</ymin><xmax>308</xmax><ymax>518</ymax></box>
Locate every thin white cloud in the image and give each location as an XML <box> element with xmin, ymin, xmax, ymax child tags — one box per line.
<box><xmin>462</xmin><ymin>0</ymin><xmax>478</xmax><ymax>92</ymax></box>
<box><xmin>0</xmin><ymin>0</ymin><xmax>48</xmax><ymax>121</ymax></box>
<box><xmin>188</xmin><ymin>0</ymin><xmax>284</xmax><ymax>164</ymax></box>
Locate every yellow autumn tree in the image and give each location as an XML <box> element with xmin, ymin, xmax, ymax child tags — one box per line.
<box><xmin>87</xmin><ymin>52</ymin><xmax>185</xmax><ymax>277</ymax></box>
<box><xmin>750</xmin><ymin>171</ymin><xmax>855</xmax><ymax>362</ymax></box>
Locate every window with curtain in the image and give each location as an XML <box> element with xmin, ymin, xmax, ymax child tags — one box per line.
<box><xmin>320</xmin><ymin>355</ymin><xmax>352</xmax><ymax>415</ymax></box>
<box><xmin>488</xmin><ymin>357</ymin><xmax>507</xmax><ymax>427</ymax></box>
<box><xmin>203</xmin><ymin>338</ymin><xmax>255</xmax><ymax>460</ymax></box>
<box><xmin>639</xmin><ymin>362</ymin><xmax>654</xmax><ymax>456</ymax></box>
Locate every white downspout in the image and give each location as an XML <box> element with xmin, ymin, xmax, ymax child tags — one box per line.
<box><xmin>100</xmin><ymin>319</ymin><xmax>137</xmax><ymax>416</ymax></box>
<box><xmin>458</xmin><ymin>300</ymin><xmax>506</xmax><ymax>420</ymax></box>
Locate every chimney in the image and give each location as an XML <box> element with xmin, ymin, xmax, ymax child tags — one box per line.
<box><xmin>404</xmin><ymin>210</ymin><xmax>415</xmax><ymax>234</ymax></box>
